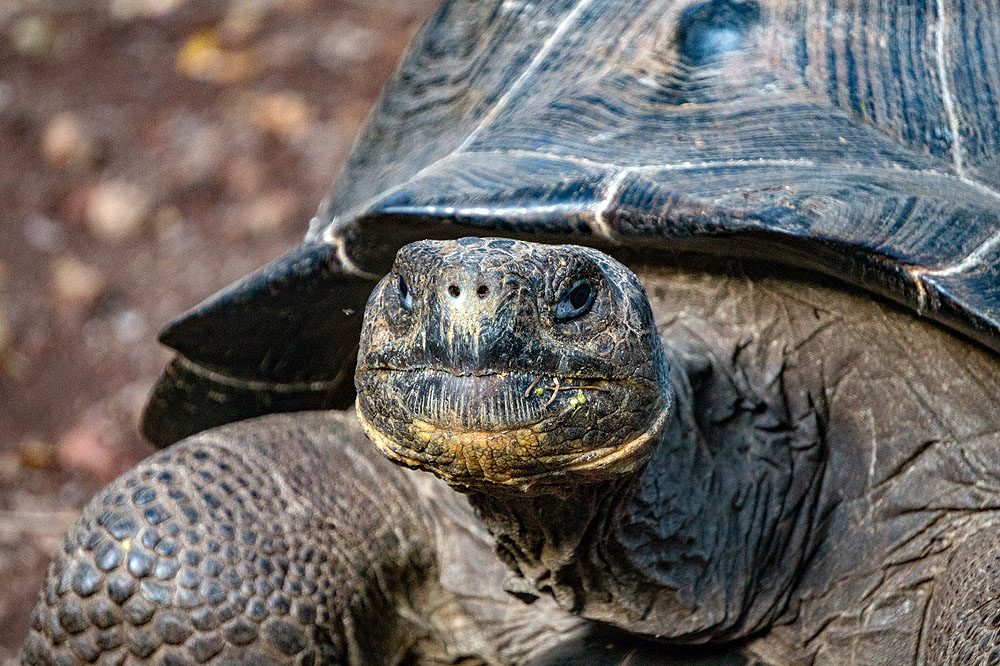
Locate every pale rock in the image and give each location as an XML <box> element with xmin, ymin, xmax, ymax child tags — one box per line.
<box><xmin>86</xmin><ymin>180</ymin><xmax>152</xmax><ymax>240</ymax></box>
<box><xmin>41</xmin><ymin>112</ymin><xmax>95</xmax><ymax>168</ymax></box>
<box><xmin>251</xmin><ymin>92</ymin><xmax>314</xmax><ymax>140</ymax></box>
<box><xmin>113</xmin><ymin>309</ymin><xmax>147</xmax><ymax>344</ymax></box>
<box><xmin>51</xmin><ymin>255</ymin><xmax>104</xmax><ymax>308</ymax></box>
<box><xmin>316</xmin><ymin>22</ymin><xmax>382</xmax><ymax>69</ymax></box>
<box><xmin>9</xmin><ymin>15</ymin><xmax>54</xmax><ymax>59</ymax></box>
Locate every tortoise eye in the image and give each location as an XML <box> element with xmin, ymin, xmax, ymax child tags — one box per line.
<box><xmin>555</xmin><ymin>280</ymin><xmax>594</xmax><ymax>321</ymax></box>
<box><xmin>398</xmin><ymin>274</ymin><xmax>413</xmax><ymax>310</ymax></box>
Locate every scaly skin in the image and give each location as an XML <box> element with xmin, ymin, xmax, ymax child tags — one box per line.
<box><xmin>20</xmin><ymin>411</ymin><xmax>587</xmax><ymax>666</ymax></box>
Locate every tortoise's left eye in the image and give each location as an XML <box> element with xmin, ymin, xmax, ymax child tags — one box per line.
<box><xmin>398</xmin><ymin>274</ymin><xmax>413</xmax><ymax>310</ymax></box>
<box><xmin>555</xmin><ymin>279</ymin><xmax>594</xmax><ymax>321</ymax></box>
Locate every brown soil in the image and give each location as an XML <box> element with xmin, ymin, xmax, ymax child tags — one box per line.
<box><xmin>0</xmin><ymin>0</ymin><xmax>438</xmax><ymax>657</ymax></box>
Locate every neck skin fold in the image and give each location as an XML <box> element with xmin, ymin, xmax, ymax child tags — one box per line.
<box><xmin>465</xmin><ymin>354</ymin><xmax>826</xmax><ymax>643</ymax></box>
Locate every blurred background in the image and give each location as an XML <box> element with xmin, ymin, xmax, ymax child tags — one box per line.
<box><xmin>0</xmin><ymin>0</ymin><xmax>439</xmax><ymax>657</ymax></box>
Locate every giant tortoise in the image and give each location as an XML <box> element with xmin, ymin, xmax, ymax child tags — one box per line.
<box><xmin>21</xmin><ymin>0</ymin><xmax>1000</xmax><ymax>664</ymax></box>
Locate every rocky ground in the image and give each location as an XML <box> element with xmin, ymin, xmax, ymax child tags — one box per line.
<box><xmin>0</xmin><ymin>0</ymin><xmax>438</xmax><ymax>657</ymax></box>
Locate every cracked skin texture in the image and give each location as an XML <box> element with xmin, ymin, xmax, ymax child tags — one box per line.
<box><xmin>22</xmin><ymin>238</ymin><xmax>1000</xmax><ymax>665</ymax></box>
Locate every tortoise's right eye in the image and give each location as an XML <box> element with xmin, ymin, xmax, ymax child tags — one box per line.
<box><xmin>398</xmin><ymin>274</ymin><xmax>413</xmax><ymax>310</ymax></box>
<box><xmin>555</xmin><ymin>279</ymin><xmax>595</xmax><ymax>321</ymax></box>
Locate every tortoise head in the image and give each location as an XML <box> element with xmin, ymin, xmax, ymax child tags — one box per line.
<box><xmin>355</xmin><ymin>237</ymin><xmax>673</xmax><ymax>493</ymax></box>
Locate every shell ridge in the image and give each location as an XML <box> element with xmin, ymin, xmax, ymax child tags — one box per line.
<box><xmin>455</xmin><ymin>0</ymin><xmax>598</xmax><ymax>153</ymax></box>
<box><xmin>934</xmin><ymin>0</ymin><xmax>965</xmax><ymax>176</ymax></box>
<box><xmin>916</xmin><ymin>229</ymin><xmax>1000</xmax><ymax>279</ymax></box>
<box><xmin>590</xmin><ymin>168</ymin><xmax>633</xmax><ymax>241</ymax></box>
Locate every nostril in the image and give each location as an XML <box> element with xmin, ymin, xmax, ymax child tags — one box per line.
<box><xmin>477</xmin><ymin>284</ymin><xmax>490</xmax><ymax>299</ymax></box>
<box><xmin>448</xmin><ymin>284</ymin><xmax>461</xmax><ymax>298</ymax></box>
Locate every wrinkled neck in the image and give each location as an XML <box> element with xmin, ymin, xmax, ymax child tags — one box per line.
<box><xmin>466</xmin><ymin>351</ymin><xmax>825</xmax><ymax>643</ymax></box>
<box><xmin>467</xmin><ymin>476</ymin><xmax>639</xmax><ymax>612</ymax></box>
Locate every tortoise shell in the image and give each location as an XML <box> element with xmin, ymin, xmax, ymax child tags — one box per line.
<box><xmin>143</xmin><ymin>0</ymin><xmax>1000</xmax><ymax>446</ymax></box>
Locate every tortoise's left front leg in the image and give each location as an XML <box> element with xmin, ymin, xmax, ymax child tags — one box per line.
<box><xmin>20</xmin><ymin>411</ymin><xmax>452</xmax><ymax>666</ymax></box>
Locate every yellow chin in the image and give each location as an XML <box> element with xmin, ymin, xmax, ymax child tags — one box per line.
<box><xmin>356</xmin><ymin>398</ymin><xmax>670</xmax><ymax>492</ymax></box>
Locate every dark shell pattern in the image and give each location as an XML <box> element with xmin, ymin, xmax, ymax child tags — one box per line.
<box><xmin>320</xmin><ymin>0</ymin><xmax>1000</xmax><ymax>337</ymax></box>
<box><xmin>148</xmin><ymin>0</ymin><xmax>1000</xmax><ymax>445</ymax></box>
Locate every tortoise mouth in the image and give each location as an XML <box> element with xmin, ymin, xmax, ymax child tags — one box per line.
<box><xmin>356</xmin><ymin>367</ymin><xmax>645</xmax><ymax>431</ymax></box>
<box><xmin>355</xmin><ymin>366</ymin><xmax>669</xmax><ymax>491</ymax></box>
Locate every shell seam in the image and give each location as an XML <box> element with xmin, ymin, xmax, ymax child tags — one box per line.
<box><xmin>917</xmin><ymin>230</ymin><xmax>1000</xmax><ymax>279</ymax></box>
<box><xmin>935</xmin><ymin>0</ymin><xmax>965</xmax><ymax>176</ymax></box>
<box><xmin>590</xmin><ymin>168</ymin><xmax>633</xmax><ymax>241</ymax></box>
<box><xmin>455</xmin><ymin>0</ymin><xmax>597</xmax><ymax>153</ymax></box>
<box><xmin>321</xmin><ymin>227</ymin><xmax>381</xmax><ymax>279</ymax></box>
<box><xmin>323</xmin><ymin>149</ymin><xmax>1000</xmax><ymax>244</ymax></box>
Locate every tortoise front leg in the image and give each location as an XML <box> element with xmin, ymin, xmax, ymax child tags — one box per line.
<box><xmin>20</xmin><ymin>412</ymin><xmax>444</xmax><ymax>666</ymax></box>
